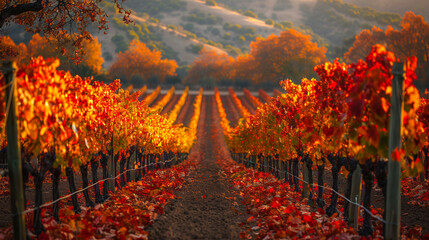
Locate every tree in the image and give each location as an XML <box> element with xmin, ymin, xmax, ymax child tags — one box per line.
<box><xmin>205</xmin><ymin>0</ymin><xmax>217</xmax><ymax>6</ymax></box>
<box><xmin>0</xmin><ymin>0</ymin><xmax>130</xmax><ymax>56</ymax></box>
<box><xmin>0</xmin><ymin>35</ymin><xmax>28</xmax><ymax>65</ymax></box>
<box><xmin>109</xmin><ymin>40</ymin><xmax>178</xmax><ymax>84</ymax></box>
<box><xmin>386</xmin><ymin>12</ymin><xmax>429</xmax><ymax>90</ymax></box>
<box><xmin>344</xmin><ymin>26</ymin><xmax>386</xmax><ymax>62</ymax></box>
<box><xmin>185</xmin><ymin>48</ymin><xmax>235</xmax><ymax>85</ymax></box>
<box><xmin>345</xmin><ymin>12</ymin><xmax>429</xmax><ymax>91</ymax></box>
<box><xmin>236</xmin><ymin>29</ymin><xmax>327</xmax><ymax>84</ymax></box>
<box><xmin>27</xmin><ymin>33</ymin><xmax>104</xmax><ymax>76</ymax></box>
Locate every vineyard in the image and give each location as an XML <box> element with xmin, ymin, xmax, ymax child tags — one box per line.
<box><xmin>0</xmin><ymin>45</ymin><xmax>428</xmax><ymax>239</ymax></box>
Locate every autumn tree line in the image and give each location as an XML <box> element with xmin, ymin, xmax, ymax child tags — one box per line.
<box><xmin>0</xmin><ymin>34</ymin><xmax>178</xmax><ymax>86</ymax></box>
<box><xmin>185</xmin><ymin>12</ymin><xmax>429</xmax><ymax>91</ymax></box>
<box><xmin>1</xmin><ymin>11</ymin><xmax>428</xmax><ymax>91</ymax></box>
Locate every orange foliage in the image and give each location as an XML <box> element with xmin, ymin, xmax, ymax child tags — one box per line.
<box><xmin>152</xmin><ymin>86</ymin><xmax>175</xmax><ymax>112</ymax></box>
<box><xmin>236</xmin><ymin>29</ymin><xmax>327</xmax><ymax>84</ymax></box>
<box><xmin>345</xmin><ymin>12</ymin><xmax>429</xmax><ymax>90</ymax></box>
<box><xmin>214</xmin><ymin>87</ymin><xmax>232</xmax><ymax>137</ymax></box>
<box><xmin>0</xmin><ymin>35</ymin><xmax>28</xmax><ymax>66</ymax></box>
<box><xmin>0</xmin><ymin>0</ymin><xmax>130</xmax><ymax>58</ymax></box>
<box><xmin>185</xmin><ymin>48</ymin><xmax>235</xmax><ymax>84</ymax></box>
<box><xmin>26</xmin><ymin>33</ymin><xmax>104</xmax><ymax>75</ymax></box>
<box><xmin>186</xmin><ymin>30</ymin><xmax>326</xmax><ymax>86</ymax></box>
<box><xmin>243</xmin><ymin>88</ymin><xmax>263</xmax><ymax>109</ymax></box>
<box><xmin>344</xmin><ymin>26</ymin><xmax>386</xmax><ymax>62</ymax></box>
<box><xmin>229</xmin><ymin>87</ymin><xmax>249</xmax><ymax>118</ymax></box>
<box><xmin>27</xmin><ymin>34</ymin><xmax>56</xmax><ymax>59</ymax></box>
<box><xmin>109</xmin><ymin>40</ymin><xmax>178</xmax><ymax>83</ymax></box>
<box><xmin>80</xmin><ymin>37</ymin><xmax>104</xmax><ymax>74</ymax></box>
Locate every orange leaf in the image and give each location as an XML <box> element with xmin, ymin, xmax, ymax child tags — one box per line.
<box><xmin>391</xmin><ymin>148</ymin><xmax>405</xmax><ymax>162</ymax></box>
<box><xmin>247</xmin><ymin>216</ymin><xmax>255</xmax><ymax>223</ymax></box>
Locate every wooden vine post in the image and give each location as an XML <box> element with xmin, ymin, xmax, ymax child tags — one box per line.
<box><xmin>302</xmin><ymin>162</ymin><xmax>309</xmax><ymax>199</ymax></box>
<box><xmin>3</xmin><ymin>62</ymin><xmax>27</xmax><ymax>239</ymax></box>
<box><xmin>348</xmin><ymin>164</ymin><xmax>362</xmax><ymax>229</ymax></box>
<box><xmin>108</xmin><ymin>133</ymin><xmax>115</xmax><ymax>193</ymax></box>
<box><xmin>385</xmin><ymin>62</ymin><xmax>404</xmax><ymax>240</ymax></box>
<box><xmin>130</xmin><ymin>149</ymin><xmax>136</xmax><ymax>181</ymax></box>
<box><xmin>279</xmin><ymin>160</ymin><xmax>285</xmax><ymax>179</ymax></box>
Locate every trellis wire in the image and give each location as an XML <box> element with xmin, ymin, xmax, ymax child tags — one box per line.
<box><xmin>20</xmin><ymin>156</ymin><xmax>178</xmax><ymax>215</ymax></box>
<box><xmin>241</xmin><ymin>157</ymin><xmax>391</xmax><ymax>225</ymax></box>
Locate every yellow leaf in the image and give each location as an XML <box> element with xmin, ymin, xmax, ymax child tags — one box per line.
<box><xmin>340</xmin><ymin>166</ymin><xmax>349</xmax><ymax>178</ymax></box>
<box><xmin>65</xmin><ymin>106</ymin><xmax>73</xmax><ymax>116</ymax></box>
<box><xmin>119</xmin><ymin>227</ymin><xmax>127</xmax><ymax>234</ymax></box>
<box><xmin>381</xmin><ymin>97</ymin><xmax>389</xmax><ymax>113</ymax></box>
<box><xmin>77</xmin><ymin>220</ymin><xmax>85</xmax><ymax>229</ymax></box>
<box><xmin>40</xmin><ymin>126</ymin><xmax>48</xmax><ymax>136</ymax></box>
<box><xmin>23</xmin><ymin>108</ymin><xmax>34</xmax><ymax>122</ymax></box>
<box><xmin>69</xmin><ymin>219</ymin><xmax>76</xmax><ymax>231</ymax></box>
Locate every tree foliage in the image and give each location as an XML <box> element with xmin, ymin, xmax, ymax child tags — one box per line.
<box><xmin>29</xmin><ymin>33</ymin><xmax>103</xmax><ymax>75</ymax></box>
<box><xmin>236</xmin><ymin>29</ymin><xmax>327</xmax><ymax>84</ymax></box>
<box><xmin>185</xmin><ymin>48</ymin><xmax>235</xmax><ymax>84</ymax></box>
<box><xmin>185</xmin><ymin>30</ymin><xmax>327</xmax><ymax>86</ymax></box>
<box><xmin>109</xmin><ymin>40</ymin><xmax>178</xmax><ymax>84</ymax></box>
<box><xmin>1</xmin><ymin>33</ymin><xmax>103</xmax><ymax>76</ymax></box>
<box><xmin>0</xmin><ymin>35</ymin><xmax>27</xmax><ymax>65</ymax></box>
<box><xmin>345</xmin><ymin>12</ymin><xmax>429</xmax><ymax>91</ymax></box>
<box><xmin>0</xmin><ymin>0</ymin><xmax>130</xmax><ymax>56</ymax></box>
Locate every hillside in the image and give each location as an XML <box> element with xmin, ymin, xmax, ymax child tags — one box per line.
<box><xmin>132</xmin><ymin>14</ymin><xmax>228</xmax><ymax>65</ymax></box>
<box><xmin>4</xmin><ymin>0</ymin><xmax>420</xmax><ymax>67</ymax></box>
<box><xmin>201</xmin><ymin>0</ymin><xmax>403</xmax><ymax>53</ymax></box>
<box><xmin>343</xmin><ymin>0</ymin><xmax>429</xmax><ymax>22</ymax></box>
<box><xmin>118</xmin><ymin>0</ymin><xmax>407</xmax><ymax>62</ymax></box>
<box><xmin>214</xmin><ymin>0</ymin><xmax>316</xmax><ymax>24</ymax></box>
<box><xmin>92</xmin><ymin>9</ymin><xmax>228</xmax><ymax>68</ymax></box>
<box><xmin>123</xmin><ymin>0</ymin><xmax>281</xmax><ymax>54</ymax></box>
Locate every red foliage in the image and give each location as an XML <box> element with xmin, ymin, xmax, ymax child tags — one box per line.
<box><xmin>0</xmin><ymin>158</ymin><xmax>197</xmax><ymax>239</ymax></box>
<box><xmin>401</xmin><ymin>178</ymin><xmax>429</xmax><ymax>206</ymax></box>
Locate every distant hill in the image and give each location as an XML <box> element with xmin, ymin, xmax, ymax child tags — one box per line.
<box><xmin>343</xmin><ymin>0</ymin><xmax>429</xmax><ymax>22</ymax></box>
<box><xmin>202</xmin><ymin>0</ymin><xmax>402</xmax><ymax>55</ymax></box>
<box><xmin>123</xmin><ymin>0</ymin><xmax>282</xmax><ymax>55</ymax></box>
<box><xmin>5</xmin><ymin>0</ymin><xmax>421</xmax><ymax>67</ymax></box>
<box><xmin>123</xmin><ymin>0</ymin><xmax>405</xmax><ymax>61</ymax></box>
<box><xmin>87</xmin><ymin>1</ymin><xmax>229</xmax><ymax>68</ymax></box>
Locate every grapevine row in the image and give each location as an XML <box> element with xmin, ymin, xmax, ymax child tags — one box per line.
<box><xmin>258</xmin><ymin>89</ymin><xmax>270</xmax><ymax>102</ymax></box>
<box><xmin>143</xmin><ymin>85</ymin><xmax>161</xmax><ymax>106</ymax></box>
<box><xmin>243</xmin><ymin>88</ymin><xmax>263</xmax><ymax>109</ymax></box>
<box><xmin>214</xmin><ymin>88</ymin><xmax>232</xmax><ymax>136</ymax></box>
<box><xmin>167</xmin><ymin>87</ymin><xmax>189</xmax><ymax>123</ymax></box>
<box><xmin>152</xmin><ymin>86</ymin><xmax>175</xmax><ymax>112</ymax></box>
<box><xmin>0</xmin><ymin>57</ymin><xmax>201</xmax><ymax>235</ymax></box>
<box><xmin>220</xmin><ymin>46</ymin><xmax>429</xmax><ymax>236</ymax></box>
<box><xmin>228</xmin><ymin>87</ymin><xmax>249</xmax><ymax>119</ymax></box>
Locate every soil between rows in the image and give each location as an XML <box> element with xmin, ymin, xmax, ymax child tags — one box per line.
<box><xmin>147</xmin><ymin>96</ymin><xmax>249</xmax><ymax>240</ymax></box>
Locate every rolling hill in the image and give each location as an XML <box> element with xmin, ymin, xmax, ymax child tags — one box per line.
<box><xmin>112</xmin><ymin>0</ymin><xmax>407</xmax><ymax>65</ymax></box>
<box><xmin>5</xmin><ymin>0</ymin><xmax>424</xmax><ymax>68</ymax></box>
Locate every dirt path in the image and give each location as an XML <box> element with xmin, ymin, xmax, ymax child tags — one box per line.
<box><xmin>147</xmin><ymin>96</ymin><xmax>248</xmax><ymax>239</ymax></box>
